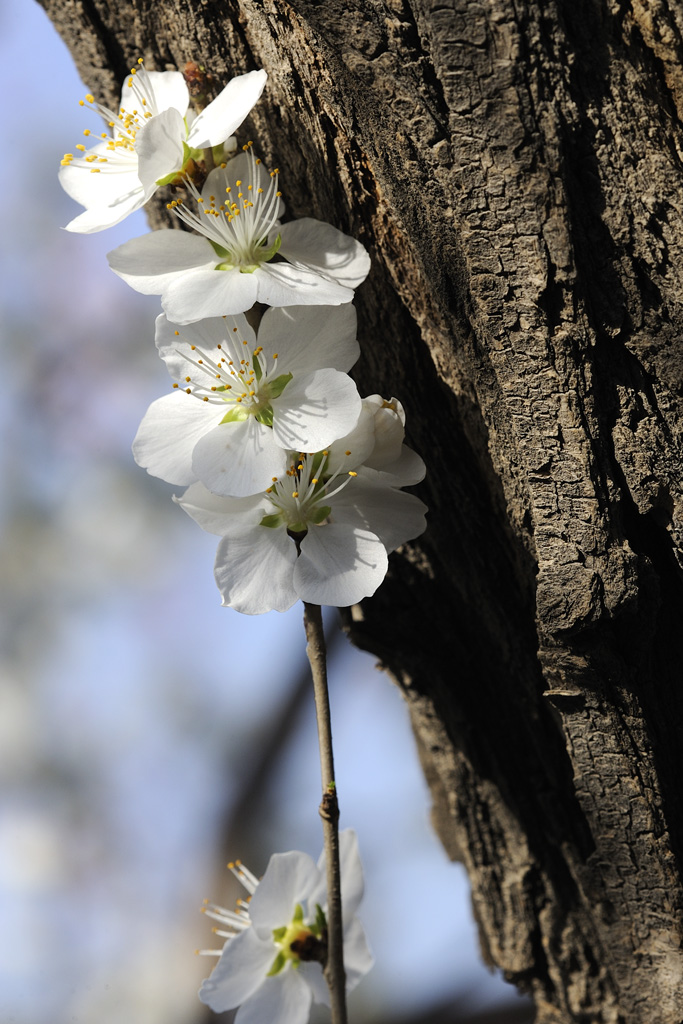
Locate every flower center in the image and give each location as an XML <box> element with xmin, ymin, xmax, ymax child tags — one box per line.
<box><xmin>170</xmin><ymin>323</ymin><xmax>291</xmax><ymax>423</ymax></box>
<box><xmin>166</xmin><ymin>142</ymin><xmax>283</xmax><ymax>272</ymax></box>
<box><xmin>61</xmin><ymin>59</ymin><xmax>157</xmax><ymax>175</ymax></box>
<box><xmin>268</xmin><ymin>903</ymin><xmax>327</xmax><ymax>976</ymax></box>
<box><xmin>260</xmin><ymin>451</ymin><xmax>358</xmax><ymax>535</ymax></box>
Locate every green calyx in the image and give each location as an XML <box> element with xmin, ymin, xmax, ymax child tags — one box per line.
<box><xmin>266</xmin><ymin>903</ymin><xmax>327</xmax><ymax>976</ymax></box>
<box><xmin>309</xmin><ymin>505</ymin><xmax>331</xmax><ymax>525</ymax></box>
<box><xmin>267</xmin><ymin>373</ymin><xmax>292</xmax><ymax>399</ymax></box>
<box><xmin>259</xmin><ymin>513</ymin><xmax>283</xmax><ymax>529</ymax></box>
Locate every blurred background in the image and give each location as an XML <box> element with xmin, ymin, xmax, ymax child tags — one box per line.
<box><xmin>0</xmin><ymin>3</ymin><xmax>533</xmax><ymax>1022</ymax></box>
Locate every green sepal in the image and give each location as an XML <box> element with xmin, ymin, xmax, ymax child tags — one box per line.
<box><xmin>309</xmin><ymin>505</ymin><xmax>331</xmax><ymax>525</ymax></box>
<box><xmin>219</xmin><ymin>406</ymin><xmax>248</xmax><ymax>424</ymax></box>
<box><xmin>155</xmin><ymin>169</ymin><xmax>181</xmax><ymax>187</ymax></box>
<box><xmin>215</xmin><ymin>260</ymin><xmax>236</xmax><ymax>271</ymax></box>
<box><xmin>239</xmin><ymin>263</ymin><xmax>260</xmax><ymax>274</ymax></box>
<box><xmin>313</xmin><ymin>904</ymin><xmax>327</xmax><ymax>938</ymax></box>
<box><xmin>259</xmin><ymin>232</ymin><xmax>282</xmax><ymax>264</ymax></box>
<box><xmin>255</xmin><ymin>405</ymin><xmax>274</xmax><ymax>427</ymax></box>
<box><xmin>267</xmin><ymin>373</ymin><xmax>293</xmax><ymax>399</ymax></box>
<box><xmin>272</xmin><ymin>926</ymin><xmax>287</xmax><ymax>942</ymax></box>
<box><xmin>293</xmin><ymin>903</ymin><xmax>304</xmax><ymax>923</ymax></box>
<box><xmin>259</xmin><ymin>513</ymin><xmax>283</xmax><ymax>529</ymax></box>
<box><xmin>288</xmin><ymin>521</ymin><xmax>307</xmax><ymax>534</ymax></box>
<box><xmin>209</xmin><ymin>239</ymin><xmax>232</xmax><ymax>260</ymax></box>
<box><xmin>267</xmin><ymin>951</ymin><xmax>287</xmax><ymax>977</ymax></box>
<box><xmin>253</xmin><ymin>356</ymin><xmax>263</xmax><ymax>382</ymax></box>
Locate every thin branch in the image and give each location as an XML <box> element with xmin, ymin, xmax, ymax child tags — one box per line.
<box><xmin>304</xmin><ymin>602</ymin><xmax>347</xmax><ymax>1024</ymax></box>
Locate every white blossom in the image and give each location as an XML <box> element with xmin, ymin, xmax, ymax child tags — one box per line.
<box><xmin>133</xmin><ymin>306</ymin><xmax>362</xmax><ymax>497</ymax></box>
<box><xmin>177</xmin><ymin>399</ymin><xmax>427</xmax><ymax>613</ymax></box>
<box><xmin>59</xmin><ymin>61</ymin><xmax>266</xmax><ymax>233</ymax></box>
<box><xmin>199</xmin><ymin>830</ymin><xmax>373</xmax><ymax>1024</ymax></box>
<box><xmin>107</xmin><ymin>145</ymin><xmax>371</xmax><ymax>322</ymax></box>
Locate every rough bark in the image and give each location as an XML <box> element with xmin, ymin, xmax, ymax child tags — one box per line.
<box><xmin>38</xmin><ymin>0</ymin><xmax>683</xmax><ymax>1020</ymax></box>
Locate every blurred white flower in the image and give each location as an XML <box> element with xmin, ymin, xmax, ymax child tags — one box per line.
<box><xmin>107</xmin><ymin>145</ymin><xmax>371</xmax><ymax>322</ymax></box>
<box><xmin>60</xmin><ymin>62</ymin><xmax>266</xmax><ymax>233</ymax></box>
<box><xmin>133</xmin><ymin>306</ymin><xmax>361</xmax><ymax>498</ymax></box>
<box><xmin>199</xmin><ymin>830</ymin><xmax>373</xmax><ymax>1024</ymax></box>
<box><xmin>177</xmin><ymin>400</ymin><xmax>427</xmax><ymax>613</ymax></box>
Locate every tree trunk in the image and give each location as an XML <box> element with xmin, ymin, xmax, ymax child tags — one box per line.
<box><xmin>39</xmin><ymin>0</ymin><xmax>683</xmax><ymax>1019</ymax></box>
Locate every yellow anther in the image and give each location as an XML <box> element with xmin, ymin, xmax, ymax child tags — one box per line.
<box><xmin>83</xmin><ymin>129</ymin><xmax>91</xmax><ymax>136</ymax></box>
<box><xmin>348</xmin><ymin>471</ymin><xmax>358</xmax><ymax>477</ymax></box>
<box><xmin>90</xmin><ymin>168</ymin><xmax>101</xmax><ymax>173</ymax></box>
<box><xmin>235</xmin><ymin>179</ymin><xmax>242</xmax><ymax>186</ymax></box>
<box><xmin>292</xmin><ymin>491</ymin><xmax>299</xmax><ymax>498</ymax></box>
<box><xmin>174</xmin><ymin>331</ymin><xmax>180</xmax><ymax>336</ymax></box>
<box><xmin>266</xmin><ymin>487</ymin><xmax>273</xmax><ymax>493</ymax></box>
<box><xmin>255</xmin><ymin>158</ymin><xmax>262</xmax><ymax>165</ymax></box>
<box><xmin>138</xmin><ymin>57</ymin><xmax>144</xmax><ymax>64</ymax></box>
<box><xmin>211</xmin><ymin>386</ymin><xmax>217</xmax><ymax>391</ymax></box>
<box><xmin>276</xmin><ymin>191</ymin><xmax>282</xmax><ymax>197</ymax></box>
<box><xmin>185</xmin><ymin>376</ymin><xmax>191</xmax><ymax>382</ymax></box>
<box><xmin>272</xmin><ymin>477</ymin><xmax>278</xmax><ymax>482</ymax></box>
<box><xmin>85</xmin><ymin>93</ymin><xmax>94</xmax><ymax>103</ymax></box>
<box><xmin>185</xmin><ymin>387</ymin><xmax>191</xmax><ymax>393</ymax></box>
<box><xmin>172</xmin><ymin>383</ymin><xmax>179</xmax><ymax>388</ymax></box>
<box><xmin>78</xmin><ymin>100</ymin><xmax>84</xmax><ymax>106</ymax></box>
<box><xmin>76</xmin><ymin>144</ymin><xmax>86</xmax><ymax>152</ymax></box>
<box><xmin>272</xmin><ymin>353</ymin><xmax>278</xmax><ymax>359</ymax></box>
<box><xmin>130</xmin><ymin>67</ymin><xmax>137</xmax><ymax>74</ymax></box>
<box><xmin>203</xmin><ymin>396</ymin><xmax>209</xmax><ymax>402</ymax></box>
<box><xmin>312</xmin><ymin>478</ymin><xmax>319</xmax><ymax>484</ymax></box>
<box><xmin>345</xmin><ymin>450</ymin><xmax>351</xmax><ymax>456</ymax></box>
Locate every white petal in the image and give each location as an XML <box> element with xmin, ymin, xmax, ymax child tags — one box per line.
<box><xmin>249</xmin><ymin>851</ymin><xmax>321</xmax><ymax>933</ymax></box>
<box><xmin>135</xmin><ymin>107</ymin><xmax>185</xmax><ymax>191</ymax></box>
<box><xmin>214</xmin><ymin>522</ymin><xmax>298</xmax><ymax>614</ymax></box>
<box><xmin>256</xmin><ymin>263</ymin><xmax>353</xmax><ymax>307</ymax></box>
<box><xmin>199</xmin><ymin>927</ymin><xmax>273</xmax><ymax>1012</ymax></box>
<box><xmin>298</xmin><ymin>962</ymin><xmax>329</xmax><ymax>1005</ymax></box>
<box><xmin>187</xmin><ymin>70</ymin><xmax>268</xmax><ymax>148</ymax></box>
<box><xmin>120</xmin><ymin>69</ymin><xmax>189</xmax><ymax>116</ymax></box>
<box><xmin>364</xmin><ymin>401</ymin><xmax>406</xmax><ymax>468</ymax></box>
<box><xmin>294</xmin><ymin>524</ymin><xmax>388</xmax><ymax>607</ymax></box>
<box><xmin>272</xmin><ymin>370</ymin><xmax>361</xmax><ymax>452</ymax></box>
<box><xmin>279</xmin><ymin>218</ymin><xmax>371</xmax><ymax>289</ymax></box>
<box><xmin>343</xmin><ymin>916</ymin><xmax>375</xmax><ymax>990</ymax></box>
<box><xmin>63</xmin><ymin>190</ymin><xmax>147</xmax><ymax>233</ymax></box>
<box><xmin>235</xmin><ymin>969</ymin><xmax>312</xmax><ymax>1024</ymax></box>
<box><xmin>132</xmin><ymin>392</ymin><xmax>214</xmax><ymax>484</ymax></box>
<box><xmin>256</xmin><ymin>305</ymin><xmax>359</xmax><ymax>373</ymax></box>
<box><xmin>361</xmin><ymin>446</ymin><xmax>426</xmax><ymax>487</ymax></box>
<box><xmin>330</xmin><ymin>479</ymin><xmax>428</xmax><ymax>553</ymax></box>
<box><xmin>325</xmin><ymin>404</ymin><xmax>376</xmax><ymax>475</ymax></box>
<box><xmin>163</xmin><ymin>268</ymin><xmax>259</xmax><ymax>323</ymax></box>
<box><xmin>177</xmin><ymin>483</ymin><xmax>265</xmax><ymax>536</ymax></box>
<box><xmin>59</xmin><ymin>143</ymin><xmax>140</xmax><ymax>205</ymax></box>
<box><xmin>339</xmin><ymin>830</ymin><xmax>365</xmax><ymax>919</ymax></box>
<box><xmin>192</xmin><ymin>417</ymin><xmax>287</xmax><ymax>497</ymax></box>
<box><xmin>156</xmin><ymin>313</ymin><xmax>255</xmax><ymax>382</ymax></box>
<box><xmin>107</xmin><ymin>230</ymin><xmax>215</xmax><ymax>294</ymax></box>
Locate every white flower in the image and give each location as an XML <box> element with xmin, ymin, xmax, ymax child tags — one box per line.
<box><xmin>198</xmin><ymin>830</ymin><xmax>373</xmax><ymax>1024</ymax></box>
<box><xmin>107</xmin><ymin>145</ymin><xmax>371</xmax><ymax>322</ymax></box>
<box><xmin>176</xmin><ymin>401</ymin><xmax>427</xmax><ymax>613</ymax></box>
<box><xmin>133</xmin><ymin>305</ymin><xmax>362</xmax><ymax>497</ymax></box>
<box><xmin>59</xmin><ymin>61</ymin><xmax>267</xmax><ymax>233</ymax></box>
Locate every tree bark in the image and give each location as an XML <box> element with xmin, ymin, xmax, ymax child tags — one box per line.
<box><xmin>39</xmin><ymin>0</ymin><xmax>683</xmax><ymax>1020</ymax></box>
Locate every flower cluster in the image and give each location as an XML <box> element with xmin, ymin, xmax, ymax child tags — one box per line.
<box><xmin>61</xmin><ymin>61</ymin><xmax>427</xmax><ymax>613</ymax></box>
<box><xmin>59</xmin><ymin>58</ymin><xmax>428</xmax><ymax>1018</ymax></box>
<box><xmin>198</xmin><ymin>830</ymin><xmax>373</xmax><ymax>1024</ymax></box>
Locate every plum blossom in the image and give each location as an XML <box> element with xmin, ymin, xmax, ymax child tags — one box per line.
<box><xmin>176</xmin><ymin>397</ymin><xmax>427</xmax><ymax>613</ymax></box>
<box><xmin>132</xmin><ymin>305</ymin><xmax>362</xmax><ymax>497</ymax></box>
<box><xmin>107</xmin><ymin>144</ymin><xmax>371</xmax><ymax>322</ymax></box>
<box><xmin>198</xmin><ymin>830</ymin><xmax>373</xmax><ymax>1024</ymax></box>
<box><xmin>60</xmin><ymin>61</ymin><xmax>266</xmax><ymax>233</ymax></box>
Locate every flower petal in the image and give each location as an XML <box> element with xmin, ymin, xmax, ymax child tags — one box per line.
<box><xmin>256</xmin><ymin>263</ymin><xmax>353</xmax><ymax>307</ymax></box>
<box><xmin>279</xmin><ymin>218</ymin><xmax>371</xmax><ymax>289</ymax></box>
<box><xmin>330</xmin><ymin>478</ymin><xmax>428</xmax><ymax>553</ymax></box>
<box><xmin>187</xmin><ymin>69</ymin><xmax>268</xmax><ymax>148</ymax></box>
<box><xmin>62</xmin><ymin>190</ymin><xmax>147</xmax><ymax>233</ymax></box>
<box><xmin>298</xmin><ymin>962</ymin><xmax>329</xmax><ymax>1005</ymax></box>
<box><xmin>272</xmin><ymin>370</ymin><xmax>361</xmax><ymax>452</ymax></box>
<box><xmin>234</xmin><ymin>969</ymin><xmax>312</xmax><ymax>1024</ymax></box>
<box><xmin>256</xmin><ymin>305</ymin><xmax>359</xmax><ymax>373</ymax></box>
<box><xmin>214</xmin><ymin>522</ymin><xmax>298</xmax><ymax>614</ymax></box>
<box><xmin>135</xmin><ymin>107</ymin><xmax>185</xmax><ymax>191</ymax></box>
<box><xmin>199</xmin><ymin>926</ymin><xmax>273</xmax><ymax>1012</ymax></box>
<box><xmin>59</xmin><ymin>142</ymin><xmax>139</xmax><ymax>205</ymax></box>
<box><xmin>120</xmin><ymin>69</ymin><xmax>189</xmax><ymax>116</ymax></box>
<box><xmin>343</xmin><ymin>916</ymin><xmax>375</xmax><ymax>991</ymax></box>
<box><xmin>107</xmin><ymin>230</ymin><xmax>215</xmax><ymax>294</ymax></box>
<box><xmin>132</xmin><ymin>392</ymin><xmax>214</xmax><ymax>484</ymax></box>
<box><xmin>163</xmin><ymin>268</ymin><xmax>259</xmax><ymax>323</ymax></box>
<box><xmin>249</xmin><ymin>851</ymin><xmax>321</xmax><ymax>934</ymax></box>
<box><xmin>192</xmin><ymin>417</ymin><xmax>287</xmax><ymax>497</ymax></box>
<box><xmin>361</xmin><ymin>446</ymin><xmax>426</xmax><ymax>487</ymax></box>
<box><xmin>294</xmin><ymin>524</ymin><xmax>388</xmax><ymax>607</ymax></box>
<box><xmin>177</xmin><ymin>483</ymin><xmax>265</xmax><ymax>536</ymax></box>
